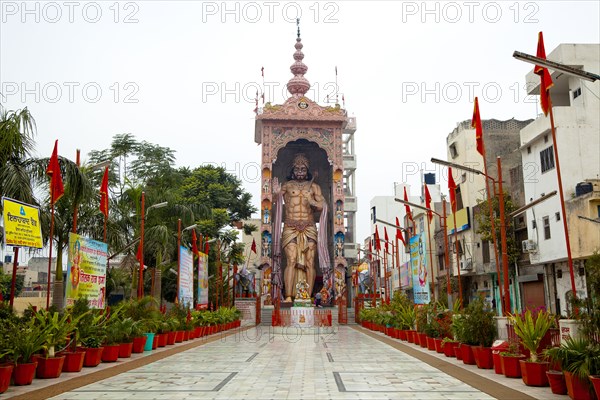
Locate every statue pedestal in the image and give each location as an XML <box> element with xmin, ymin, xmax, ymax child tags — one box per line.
<box><xmin>290</xmin><ymin>306</ymin><xmax>314</xmax><ymax>328</ymax></box>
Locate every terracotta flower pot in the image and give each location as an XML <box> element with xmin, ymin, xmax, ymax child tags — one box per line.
<box><xmin>0</xmin><ymin>364</ymin><xmax>14</xmax><ymax>393</ymax></box>
<box><xmin>118</xmin><ymin>342</ymin><xmax>133</xmax><ymax>358</ymax></box>
<box><xmin>12</xmin><ymin>362</ymin><xmax>37</xmax><ymax>386</ymax></box>
<box><xmin>82</xmin><ymin>347</ymin><xmax>104</xmax><ymax>367</ymax></box>
<box><xmin>564</xmin><ymin>371</ymin><xmax>593</xmax><ymax>400</ymax></box>
<box><xmin>520</xmin><ymin>360</ymin><xmax>549</xmax><ymax>387</ymax></box>
<box><xmin>34</xmin><ymin>355</ymin><xmax>65</xmax><ymax>379</ymax></box>
<box><xmin>101</xmin><ymin>345</ymin><xmax>120</xmax><ymax>362</ymax></box>
<box><xmin>62</xmin><ymin>351</ymin><xmax>85</xmax><ymax>372</ymax></box>
<box><xmin>546</xmin><ymin>370</ymin><xmax>568</xmax><ymax>395</ymax></box>
<box><xmin>501</xmin><ymin>354</ymin><xmax>526</xmax><ymax>378</ymax></box>
<box><xmin>474</xmin><ymin>346</ymin><xmax>494</xmax><ymax>369</ymax></box>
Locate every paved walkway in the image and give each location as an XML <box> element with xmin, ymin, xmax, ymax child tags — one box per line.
<box><xmin>5</xmin><ymin>326</ymin><xmax>564</xmax><ymax>400</ymax></box>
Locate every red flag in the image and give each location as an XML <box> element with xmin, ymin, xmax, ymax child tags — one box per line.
<box><xmin>99</xmin><ymin>166</ymin><xmax>109</xmax><ymax>218</ymax></box>
<box><xmin>374</xmin><ymin>225</ymin><xmax>381</xmax><ymax>252</ymax></box>
<box><xmin>192</xmin><ymin>230</ymin><xmax>199</xmax><ymax>256</ymax></box>
<box><xmin>395</xmin><ymin>217</ymin><xmax>406</xmax><ymax>246</ymax></box>
<box><xmin>424</xmin><ymin>184</ymin><xmax>433</xmax><ymax>222</ymax></box>
<box><xmin>472</xmin><ymin>97</ymin><xmax>484</xmax><ymax>156</ymax></box>
<box><xmin>448</xmin><ymin>167</ymin><xmax>457</xmax><ymax>212</ymax></box>
<box><xmin>368</xmin><ymin>240</ymin><xmax>372</xmax><ymax>261</ymax></box>
<box><xmin>384</xmin><ymin>227</ymin><xmax>389</xmax><ymax>254</ymax></box>
<box><xmin>535</xmin><ymin>32</ymin><xmax>554</xmax><ymax>116</ymax></box>
<box><xmin>251</xmin><ymin>238</ymin><xmax>257</xmax><ymax>254</ymax></box>
<box><xmin>403</xmin><ymin>187</ymin><xmax>412</xmax><ymax>222</ymax></box>
<box><xmin>204</xmin><ymin>237</ymin><xmax>210</xmax><ymax>254</ymax></box>
<box><xmin>136</xmin><ymin>243</ymin><xmax>143</xmax><ymax>263</ymax></box>
<box><xmin>46</xmin><ymin>140</ymin><xmax>64</xmax><ymax>205</ymax></box>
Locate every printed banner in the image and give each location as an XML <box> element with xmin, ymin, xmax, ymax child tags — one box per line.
<box><xmin>197</xmin><ymin>251</ymin><xmax>209</xmax><ymax>307</ymax></box>
<box><xmin>179</xmin><ymin>246</ymin><xmax>194</xmax><ymax>308</ymax></box>
<box><xmin>66</xmin><ymin>233</ymin><xmax>108</xmax><ymax>309</ymax></box>
<box><xmin>410</xmin><ymin>233</ymin><xmax>431</xmax><ymax>304</ymax></box>
<box><xmin>400</xmin><ymin>262</ymin><xmax>411</xmax><ymax>288</ymax></box>
<box><xmin>2</xmin><ymin>197</ymin><xmax>43</xmax><ymax>248</ymax></box>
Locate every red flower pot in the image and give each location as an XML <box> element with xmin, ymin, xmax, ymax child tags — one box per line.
<box><xmin>461</xmin><ymin>344</ymin><xmax>476</xmax><ymax>365</ymax></box>
<box><xmin>118</xmin><ymin>343</ymin><xmax>133</xmax><ymax>358</ymax></box>
<box><xmin>589</xmin><ymin>375</ymin><xmax>600</xmax><ymax>399</ymax></box>
<box><xmin>183</xmin><ymin>331</ymin><xmax>190</xmax><ymax>341</ymax></box>
<box><xmin>519</xmin><ymin>360</ymin><xmax>549</xmax><ymax>387</ymax></box>
<box><xmin>407</xmin><ymin>330</ymin><xmax>416</xmax><ymax>343</ymax></box>
<box><xmin>132</xmin><ymin>337</ymin><xmax>147</xmax><ymax>353</ymax></box>
<box><xmin>82</xmin><ymin>347</ymin><xmax>104</xmax><ymax>367</ymax></box>
<box><xmin>61</xmin><ymin>351</ymin><xmax>85</xmax><ymax>372</ymax></box>
<box><xmin>455</xmin><ymin>344</ymin><xmax>463</xmax><ymax>361</ymax></box>
<box><xmin>0</xmin><ymin>364</ymin><xmax>14</xmax><ymax>393</ymax></box>
<box><xmin>501</xmin><ymin>354</ymin><xmax>526</xmax><ymax>378</ymax></box>
<box><xmin>418</xmin><ymin>333</ymin><xmax>428</xmax><ymax>348</ymax></box>
<box><xmin>12</xmin><ymin>362</ymin><xmax>37</xmax><ymax>386</ymax></box>
<box><xmin>398</xmin><ymin>330</ymin><xmax>408</xmax><ymax>341</ymax></box>
<box><xmin>175</xmin><ymin>331</ymin><xmax>184</xmax><ymax>343</ymax></box>
<box><xmin>434</xmin><ymin>338</ymin><xmax>444</xmax><ymax>353</ymax></box>
<box><xmin>547</xmin><ymin>370</ymin><xmax>568</xmax><ymax>395</ymax></box>
<box><xmin>444</xmin><ymin>342</ymin><xmax>458</xmax><ymax>357</ymax></box>
<box><xmin>474</xmin><ymin>346</ymin><xmax>494</xmax><ymax>369</ymax></box>
<box><xmin>34</xmin><ymin>355</ymin><xmax>65</xmax><ymax>379</ymax></box>
<box><xmin>156</xmin><ymin>333</ymin><xmax>167</xmax><ymax>347</ymax></box>
<box><xmin>194</xmin><ymin>327</ymin><xmax>202</xmax><ymax>338</ymax></box>
<box><xmin>565</xmin><ymin>371</ymin><xmax>593</xmax><ymax>400</ymax></box>
<box><xmin>101</xmin><ymin>345</ymin><xmax>120</xmax><ymax>363</ymax></box>
<box><xmin>167</xmin><ymin>331</ymin><xmax>176</xmax><ymax>345</ymax></box>
<box><xmin>152</xmin><ymin>334</ymin><xmax>158</xmax><ymax>349</ymax></box>
<box><xmin>492</xmin><ymin>352</ymin><xmax>503</xmax><ymax>374</ymax></box>
<box><xmin>426</xmin><ymin>337</ymin><xmax>436</xmax><ymax>351</ymax></box>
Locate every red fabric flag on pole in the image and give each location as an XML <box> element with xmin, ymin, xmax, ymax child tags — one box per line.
<box><xmin>204</xmin><ymin>237</ymin><xmax>210</xmax><ymax>254</ymax></box>
<box><xmin>46</xmin><ymin>140</ymin><xmax>64</xmax><ymax>205</ymax></box>
<box><xmin>374</xmin><ymin>225</ymin><xmax>381</xmax><ymax>252</ymax></box>
<box><xmin>535</xmin><ymin>32</ymin><xmax>554</xmax><ymax>116</ymax></box>
<box><xmin>384</xmin><ymin>227</ymin><xmax>389</xmax><ymax>254</ymax></box>
<box><xmin>472</xmin><ymin>96</ymin><xmax>485</xmax><ymax>156</ymax></box>
<box><xmin>403</xmin><ymin>187</ymin><xmax>412</xmax><ymax>222</ymax></box>
<box><xmin>424</xmin><ymin>184</ymin><xmax>433</xmax><ymax>222</ymax></box>
<box><xmin>395</xmin><ymin>217</ymin><xmax>406</xmax><ymax>246</ymax></box>
<box><xmin>448</xmin><ymin>167</ymin><xmax>457</xmax><ymax>212</ymax></box>
<box><xmin>99</xmin><ymin>166</ymin><xmax>109</xmax><ymax>217</ymax></box>
<box><xmin>251</xmin><ymin>238</ymin><xmax>257</xmax><ymax>254</ymax></box>
<box><xmin>192</xmin><ymin>230</ymin><xmax>199</xmax><ymax>256</ymax></box>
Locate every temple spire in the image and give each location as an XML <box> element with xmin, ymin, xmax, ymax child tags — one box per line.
<box><xmin>287</xmin><ymin>18</ymin><xmax>310</xmax><ymax>97</ymax></box>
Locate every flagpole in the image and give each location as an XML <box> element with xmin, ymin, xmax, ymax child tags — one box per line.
<box><xmin>9</xmin><ymin>247</ymin><xmax>19</xmax><ymax>309</ymax></box>
<box><xmin>442</xmin><ymin>199</ymin><xmax>451</xmax><ymax>299</ymax></box>
<box><xmin>426</xmin><ymin>210</ymin><xmax>436</xmax><ymax>302</ymax></box>
<box><xmin>498</xmin><ymin>157</ymin><xmax>512</xmax><ymax>314</ymax></box>
<box><xmin>176</xmin><ymin>219</ymin><xmax>181</xmax><ymax>304</ymax></box>
<box><xmin>138</xmin><ymin>192</ymin><xmax>145</xmax><ymax>299</ymax></box>
<box><xmin>452</xmin><ymin>210</ymin><xmax>463</xmax><ymax>307</ymax></box>
<box><xmin>72</xmin><ymin>149</ymin><xmax>80</xmax><ymax>233</ymax></box>
<box><xmin>548</xmin><ymin>97</ymin><xmax>578</xmax><ymax>301</ymax></box>
<box><xmin>47</xmin><ymin>202</ymin><xmax>55</xmax><ymax>310</ymax></box>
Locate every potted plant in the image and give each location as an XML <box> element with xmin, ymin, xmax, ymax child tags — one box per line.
<box><xmin>509</xmin><ymin>308</ymin><xmax>554</xmax><ymax>386</ymax></box>
<box><xmin>466</xmin><ymin>298</ymin><xmax>496</xmax><ymax>370</ymax></box>
<box><xmin>11</xmin><ymin>318</ymin><xmax>48</xmax><ymax>385</ymax></box>
<box><xmin>500</xmin><ymin>337</ymin><xmax>526</xmax><ymax>378</ymax></box>
<box><xmin>545</xmin><ymin>337</ymin><xmax>600</xmax><ymax>400</ymax></box>
<box><xmin>0</xmin><ymin>303</ymin><xmax>18</xmax><ymax>393</ymax></box>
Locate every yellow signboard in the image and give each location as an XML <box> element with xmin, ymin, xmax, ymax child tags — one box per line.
<box><xmin>2</xmin><ymin>197</ymin><xmax>43</xmax><ymax>248</ymax></box>
<box><xmin>447</xmin><ymin>207</ymin><xmax>471</xmax><ymax>234</ymax></box>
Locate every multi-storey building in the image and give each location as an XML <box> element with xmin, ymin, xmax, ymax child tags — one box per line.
<box><xmin>519</xmin><ymin>43</ymin><xmax>600</xmax><ymax>316</ymax></box>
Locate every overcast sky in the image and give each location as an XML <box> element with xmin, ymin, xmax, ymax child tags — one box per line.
<box><xmin>1</xmin><ymin>0</ymin><xmax>599</xmax><ymax>255</ymax></box>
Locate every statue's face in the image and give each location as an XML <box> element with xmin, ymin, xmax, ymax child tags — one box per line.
<box><xmin>293</xmin><ymin>164</ymin><xmax>308</xmax><ymax>181</ymax></box>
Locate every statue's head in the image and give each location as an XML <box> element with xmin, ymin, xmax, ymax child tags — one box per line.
<box><xmin>288</xmin><ymin>153</ymin><xmax>312</xmax><ymax>181</ymax></box>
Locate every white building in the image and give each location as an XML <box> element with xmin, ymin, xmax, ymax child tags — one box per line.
<box><xmin>520</xmin><ymin>43</ymin><xmax>600</xmax><ymax>316</ymax></box>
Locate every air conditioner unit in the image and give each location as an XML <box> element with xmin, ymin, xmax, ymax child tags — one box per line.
<box><xmin>461</xmin><ymin>258</ymin><xmax>473</xmax><ymax>270</ymax></box>
<box><xmin>522</xmin><ymin>240</ymin><xmax>537</xmax><ymax>253</ymax></box>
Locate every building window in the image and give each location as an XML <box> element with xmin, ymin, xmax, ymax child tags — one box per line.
<box><xmin>482</xmin><ymin>240</ymin><xmax>490</xmax><ymax>263</ymax></box>
<box><xmin>540</xmin><ymin>146</ymin><xmax>555</xmax><ymax>173</ymax></box>
<box><xmin>573</xmin><ymin>87</ymin><xmax>582</xmax><ymax>99</ymax></box>
<box><xmin>438</xmin><ymin>255</ymin><xmax>445</xmax><ymax>271</ymax></box>
<box><xmin>371</xmin><ymin>206</ymin><xmax>376</xmax><ymax>223</ymax></box>
<box><xmin>543</xmin><ymin>216</ymin><xmax>551</xmax><ymax>240</ymax></box>
<box><xmin>532</xmin><ymin>220</ymin><xmax>537</xmax><ymax>229</ymax></box>
<box><xmin>597</xmin><ymin>205</ymin><xmax>600</xmax><ymax>219</ymax></box>
<box><xmin>555</xmin><ymin>212</ymin><xmax>561</xmax><ymax>221</ymax></box>
<box><xmin>544</xmin><ymin>134</ymin><xmax>549</xmax><ymax>143</ymax></box>
<box><xmin>449</xmin><ymin>143</ymin><xmax>458</xmax><ymax>159</ymax></box>
<box><xmin>527</xmin><ymin>146</ymin><xmax>531</xmax><ymax>154</ymax></box>
<box><xmin>455</xmin><ymin>185</ymin><xmax>464</xmax><ymax>210</ymax></box>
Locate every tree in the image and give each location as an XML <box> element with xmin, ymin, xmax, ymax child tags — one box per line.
<box><xmin>0</xmin><ymin>268</ymin><xmax>24</xmax><ymax>299</ymax></box>
<box><xmin>474</xmin><ymin>192</ymin><xmax>520</xmax><ymax>265</ymax></box>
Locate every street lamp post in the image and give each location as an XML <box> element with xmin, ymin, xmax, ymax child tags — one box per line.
<box><xmin>138</xmin><ymin>194</ymin><xmax>168</xmax><ymax>299</ymax></box>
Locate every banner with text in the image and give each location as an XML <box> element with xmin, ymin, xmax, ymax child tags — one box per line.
<box><xmin>197</xmin><ymin>251</ymin><xmax>209</xmax><ymax>308</ymax></box>
<box><xmin>179</xmin><ymin>246</ymin><xmax>194</xmax><ymax>308</ymax></box>
<box><xmin>410</xmin><ymin>232</ymin><xmax>430</xmax><ymax>304</ymax></box>
<box><xmin>2</xmin><ymin>197</ymin><xmax>43</xmax><ymax>249</ymax></box>
<box><xmin>66</xmin><ymin>233</ymin><xmax>108</xmax><ymax>309</ymax></box>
